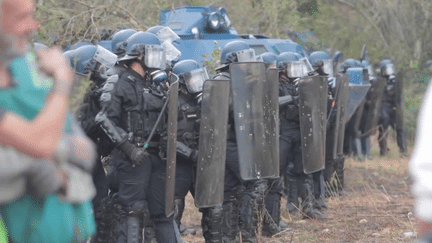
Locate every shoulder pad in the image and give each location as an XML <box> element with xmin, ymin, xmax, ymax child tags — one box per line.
<box><xmin>106</xmin><ymin>74</ymin><xmax>119</xmax><ymax>84</ymax></box>
<box><xmin>101</xmin><ymin>75</ymin><xmax>119</xmax><ymax>93</ymax></box>
<box><xmin>100</xmin><ymin>92</ymin><xmax>112</xmax><ymax>103</ymax></box>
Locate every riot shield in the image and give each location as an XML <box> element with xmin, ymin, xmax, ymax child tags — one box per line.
<box><xmin>165</xmin><ymin>80</ymin><xmax>179</xmax><ymax>217</ymax></box>
<box><xmin>229</xmin><ymin>62</ymin><xmax>279</xmax><ymax>181</ymax></box>
<box><xmin>195</xmin><ymin>79</ymin><xmax>230</xmax><ymax>208</ymax></box>
<box><xmin>327</xmin><ymin>74</ymin><xmax>350</xmax><ymax>159</ymax></box>
<box><xmin>395</xmin><ymin>72</ymin><xmax>405</xmax><ymax>131</ymax></box>
<box><xmin>298</xmin><ymin>75</ymin><xmax>328</xmax><ymax>174</ymax></box>
<box><xmin>360</xmin><ymin>77</ymin><xmax>386</xmax><ymax>136</ymax></box>
<box><xmin>335</xmin><ymin>74</ymin><xmax>350</xmax><ymax>155</ymax></box>
<box><xmin>344</xmin><ymin>84</ymin><xmax>371</xmax><ymax>123</ymax></box>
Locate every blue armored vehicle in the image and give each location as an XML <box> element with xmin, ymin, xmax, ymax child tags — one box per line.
<box><xmin>159</xmin><ymin>6</ymin><xmax>308</xmax><ymax>66</ymax></box>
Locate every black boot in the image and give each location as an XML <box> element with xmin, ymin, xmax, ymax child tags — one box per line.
<box><xmin>262</xmin><ymin>192</ymin><xmax>288</xmax><ymax>237</ymax></box>
<box><xmin>396</xmin><ymin>128</ymin><xmax>408</xmax><ymax>156</ymax></box>
<box><xmin>222</xmin><ymin>187</ymin><xmax>242</xmax><ymax>243</ymax></box>
<box><xmin>285</xmin><ymin>176</ymin><xmax>299</xmax><ymax>214</ymax></box>
<box><xmin>240</xmin><ymin>180</ymin><xmax>267</xmax><ymax>242</ymax></box>
<box><xmin>201</xmin><ymin>205</ymin><xmax>223</xmax><ymax>243</ymax></box>
<box><xmin>379</xmin><ymin>127</ymin><xmax>388</xmax><ymax>156</ymax></box>
<box><xmin>154</xmin><ymin>215</ymin><xmax>181</xmax><ymax>243</ymax></box>
<box><xmin>335</xmin><ymin>155</ymin><xmax>345</xmax><ymax>193</ymax></box>
<box><xmin>312</xmin><ymin>171</ymin><xmax>327</xmax><ymax>211</ymax></box>
<box><xmin>300</xmin><ymin>178</ymin><xmax>326</xmax><ymax>220</ymax></box>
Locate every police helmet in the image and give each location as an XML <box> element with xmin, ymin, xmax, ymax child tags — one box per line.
<box><xmin>172</xmin><ymin>59</ymin><xmax>209</xmax><ymax>94</ymax></box>
<box><xmin>98</xmin><ymin>40</ymin><xmax>112</xmax><ymax>52</ymax></box>
<box><xmin>146</xmin><ymin>26</ymin><xmax>164</xmax><ymax>35</ymax></box>
<box><xmin>63</xmin><ymin>50</ymin><xmax>76</xmax><ymax>68</ymax></box>
<box><xmin>308</xmin><ymin>51</ymin><xmax>330</xmax><ymax>66</ymax></box>
<box><xmin>71</xmin><ymin>41</ymin><xmax>93</xmax><ymax>51</ymax></box>
<box><xmin>340</xmin><ymin>58</ymin><xmax>362</xmax><ymax>71</ymax></box>
<box><xmin>259</xmin><ymin>52</ymin><xmax>278</xmax><ymax>68</ymax></box>
<box><xmin>72</xmin><ymin>45</ymin><xmax>117</xmax><ymax>77</ymax></box>
<box><xmin>220</xmin><ymin>40</ymin><xmax>257</xmax><ymax>64</ymax></box>
<box><xmin>72</xmin><ymin>45</ymin><xmax>97</xmax><ymax>74</ymax></box>
<box><xmin>277</xmin><ymin>52</ymin><xmax>312</xmax><ymax>78</ymax></box>
<box><xmin>379</xmin><ymin>59</ymin><xmax>396</xmax><ymax>78</ymax></box>
<box><xmin>111</xmin><ymin>29</ymin><xmax>137</xmax><ymax>55</ymax></box>
<box><xmin>308</xmin><ymin>51</ymin><xmax>334</xmax><ymax>76</ymax></box>
<box><xmin>118</xmin><ymin>32</ymin><xmax>166</xmax><ymax>70</ymax></box>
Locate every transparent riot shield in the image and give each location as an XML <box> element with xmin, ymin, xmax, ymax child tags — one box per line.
<box><xmin>229</xmin><ymin>62</ymin><xmax>279</xmax><ymax>181</ymax></box>
<box><xmin>263</xmin><ymin>68</ymin><xmax>280</xmax><ymax>178</ymax></box>
<box><xmin>335</xmin><ymin>74</ymin><xmax>350</xmax><ymax>155</ymax></box>
<box><xmin>361</xmin><ymin>77</ymin><xmax>386</xmax><ymax>136</ymax></box>
<box><xmin>327</xmin><ymin>74</ymin><xmax>350</xmax><ymax>160</ymax></box>
<box><xmin>344</xmin><ymin>84</ymin><xmax>371</xmax><ymax>123</ymax></box>
<box><xmin>298</xmin><ymin>75</ymin><xmax>328</xmax><ymax>174</ymax></box>
<box><xmin>165</xmin><ymin>80</ymin><xmax>179</xmax><ymax>217</ymax></box>
<box><xmin>195</xmin><ymin>79</ymin><xmax>230</xmax><ymax>208</ymax></box>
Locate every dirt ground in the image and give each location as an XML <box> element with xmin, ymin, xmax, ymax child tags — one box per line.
<box><xmin>179</xmin><ymin>135</ymin><xmax>417</xmax><ymax>243</ymax></box>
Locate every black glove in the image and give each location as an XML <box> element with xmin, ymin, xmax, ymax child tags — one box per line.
<box><xmin>118</xmin><ymin>141</ymin><xmax>149</xmax><ymax>166</ymax></box>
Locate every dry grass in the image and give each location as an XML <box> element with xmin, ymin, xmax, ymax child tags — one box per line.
<box><xmin>179</xmin><ymin>134</ymin><xmax>417</xmax><ymax>243</ymax></box>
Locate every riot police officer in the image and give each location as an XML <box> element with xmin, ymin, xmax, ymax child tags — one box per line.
<box><xmin>259</xmin><ymin>51</ymin><xmax>290</xmax><ymax>236</ymax></box>
<box><xmin>308</xmin><ymin>50</ymin><xmax>340</xmax><ymax>211</ymax></box>
<box><xmin>277</xmin><ymin>52</ymin><xmax>326</xmax><ymax>220</ymax></box>
<box><xmin>378</xmin><ymin>59</ymin><xmax>408</xmax><ymax>156</ymax></box>
<box><xmin>171</xmin><ymin>59</ymin><xmax>208</xmax><ymax>236</ymax></box>
<box><xmin>95</xmin><ymin>31</ymin><xmax>180</xmax><ymax>243</ymax></box>
<box><xmin>199</xmin><ymin>40</ymin><xmax>268</xmax><ymax>243</ymax></box>
<box><xmin>223</xmin><ymin>41</ymin><xmax>278</xmax><ymax>243</ymax></box>
<box><xmin>103</xmin><ymin>28</ymin><xmax>137</xmax><ymax>195</ymax></box>
<box><xmin>71</xmin><ymin>44</ymin><xmax>118</xmax><ymax>243</ymax></box>
<box><xmin>340</xmin><ymin>58</ymin><xmax>369</xmax><ymax>160</ymax></box>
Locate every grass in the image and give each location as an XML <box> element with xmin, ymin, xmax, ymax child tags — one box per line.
<box><xmin>179</xmin><ymin>134</ymin><xmax>416</xmax><ymax>243</ymax></box>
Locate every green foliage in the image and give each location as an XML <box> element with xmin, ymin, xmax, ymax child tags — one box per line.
<box><xmin>70</xmin><ymin>76</ymin><xmax>92</xmax><ymax>112</ymax></box>
<box><xmin>202</xmin><ymin>42</ymin><xmax>221</xmax><ymax>75</ymax></box>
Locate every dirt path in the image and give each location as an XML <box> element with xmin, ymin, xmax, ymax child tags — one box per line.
<box><xmin>180</xmin><ymin>136</ymin><xmax>417</xmax><ymax>243</ymax></box>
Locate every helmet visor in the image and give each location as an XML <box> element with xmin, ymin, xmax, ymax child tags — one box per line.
<box><xmin>145</xmin><ymin>45</ymin><xmax>166</xmax><ymax>70</ymax></box>
<box><xmin>162</xmin><ymin>40</ymin><xmax>181</xmax><ymax>64</ymax></box>
<box><xmin>300</xmin><ymin>57</ymin><xmax>314</xmax><ymax>76</ymax></box>
<box><xmin>286</xmin><ymin>61</ymin><xmax>306</xmax><ymax>78</ymax></box>
<box><xmin>156</xmin><ymin>27</ymin><xmax>181</xmax><ymax>43</ymax></box>
<box><xmin>236</xmin><ymin>49</ymin><xmax>257</xmax><ymax>62</ymax></box>
<box><xmin>382</xmin><ymin>63</ymin><xmax>395</xmax><ymax>76</ymax></box>
<box><xmin>322</xmin><ymin>60</ymin><xmax>334</xmax><ymax>77</ymax></box>
<box><xmin>93</xmin><ymin>45</ymin><xmax>118</xmax><ymax>70</ymax></box>
<box><xmin>183</xmin><ymin>67</ymin><xmax>209</xmax><ymax>94</ymax></box>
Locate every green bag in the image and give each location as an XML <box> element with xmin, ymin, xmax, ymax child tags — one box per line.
<box><xmin>0</xmin><ymin>194</ymin><xmax>95</xmax><ymax>243</ymax></box>
<box><xmin>0</xmin><ymin>215</ymin><xmax>7</xmax><ymax>243</ymax></box>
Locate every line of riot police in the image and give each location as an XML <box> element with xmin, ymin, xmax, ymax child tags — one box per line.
<box><xmin>56</xmin><ymin>26</ymin><xmax>407</xmax><ymax>243</ymax></box>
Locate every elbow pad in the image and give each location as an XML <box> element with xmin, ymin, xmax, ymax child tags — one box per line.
<box><xmin>95</xmin><ymin>112</ymin><xmax>127</xmax><ymax>144</ymax></box>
